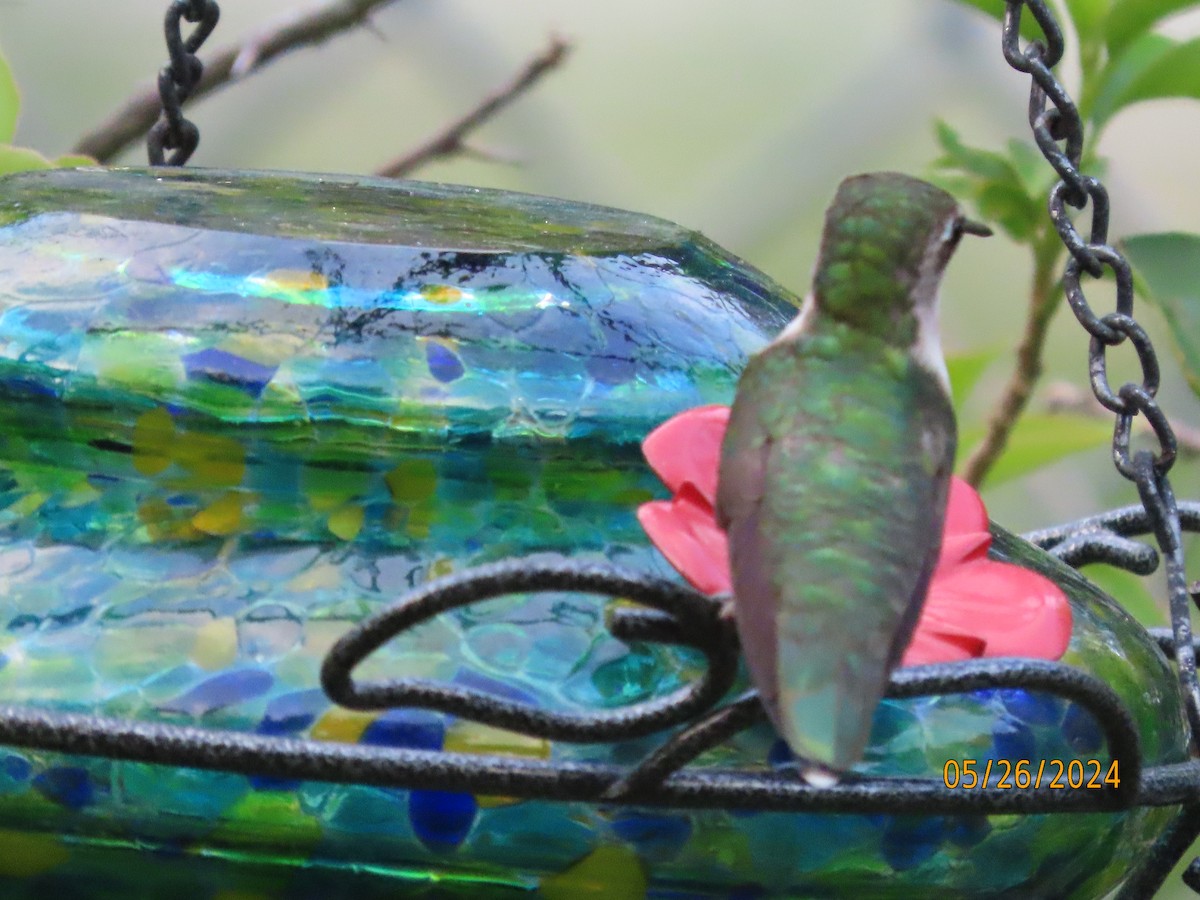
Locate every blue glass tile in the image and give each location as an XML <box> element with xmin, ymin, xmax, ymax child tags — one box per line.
<box><xmin>1063</xmin><ymin>702</ymin><xmax>1105</xmax><ymax>754</ymax></box>
<box><xmin>996</xmin><ymin>689</ymin><xmax>1063</xmax><ymax>726</ymax></box>
<box><xmin>611</xmin><ymin>812</ymin><xmax>692</xmax><ymax>861</ymax></box>
<box><xmin>425</xmin><ymin>342</ymin><xmax>465</xmax><ymax>383</ymax></box>
<box><xmin>992</xmin><ymin>721</ymin><xmax>1036</xmax><ymax>762</ymax></box>
<box><xmin>359</xmin><ymin>710</ymin><xmax>444</xmax><ymax>751</ymax></box>
<box><xmin>182</xmin><ymin>347</ymin><xmax>278</xmax><ymax>397</ymax></box>
<box><xmin>34</xmin><ymin>766</ymin><xmax>94</xmax><ymax>810</ymax></box>
<box><xmin>881</xmin><ymin>816</ymin><xmax>945</xmax><ymax>872</ymax></box>
<box><xmin>408</xmin><ymin>790</ymin><xmax>477</xmax><ymax>852</ymax></box>
<box><xmin>160</xmin><ymin>668</ymin><xmax>274</xmax><ymax>716</ymax></box>
<box><xmin>0</xmin><ymin>754</ymin><xmax>30</xmax><ymax>781</ymax></box>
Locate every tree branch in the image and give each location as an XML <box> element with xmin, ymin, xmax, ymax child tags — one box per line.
<box><xmin>74</xmin><ymin>0</ymin><xmax>402</xmax><ymax>163</ymax></box>
<box><xmin>1043</xmin><ymin>381</ymin><xmax>1200</xmax><ymax>456</ymax></box>
<box><xmin>375</xmin><ymin>35</ymin><xmax>571</xmax><ymax>179</ymax></box>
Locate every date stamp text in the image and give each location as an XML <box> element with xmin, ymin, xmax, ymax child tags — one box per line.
<box><xmin>942</xmin><ymin>758</ymin><xmax>1119</xmax><ymax>790</ymax></box>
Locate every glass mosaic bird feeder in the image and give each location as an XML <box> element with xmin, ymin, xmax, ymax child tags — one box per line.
<box><xmin>3</xmin><ymin>2</ymin><xmax>1200</xmax><ymax>898</ymax></box>
<box><xmin>0</xmin><ymin>163</ymin><xmax>1190</xmax><ymax>900</ymax></box>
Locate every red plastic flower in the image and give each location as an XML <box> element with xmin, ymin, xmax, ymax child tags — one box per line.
<box><xmin>636</xmin><ymin>405</ymin><xmax>1072</xmax><ymax>666</ymax></box>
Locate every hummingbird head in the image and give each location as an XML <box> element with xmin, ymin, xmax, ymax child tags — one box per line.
<box><xmin>811</xmin><ymin>172</ymin><xmax>988</xmax><ymax>348</ymax></box>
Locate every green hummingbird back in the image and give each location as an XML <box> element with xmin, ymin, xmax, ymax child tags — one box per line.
<box><xmin>717</xmin><ymin>321</ymin><xmax>956</xmax><ymax>770</ymax></box>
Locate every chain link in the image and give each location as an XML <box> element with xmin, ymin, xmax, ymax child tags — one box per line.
<box><xmin>147</xmin><ymin>0</ymin><xmax>220</xmax><ymax>166</ymax></box>
<box><xmin>1001</xmin><ymin>1</ymin><xmax>1200</xmax><ymax>740</ymax></box>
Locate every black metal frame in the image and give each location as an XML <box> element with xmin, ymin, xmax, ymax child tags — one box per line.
<box><xmin>0</xmin><ymin>547</ymin><xmax>1155</xmax><ymax>814</ymax></box>
<box><xmin>0</xmin><ymin>513</ymin><xmax>1197</xmax><ymax>895</ymax></box>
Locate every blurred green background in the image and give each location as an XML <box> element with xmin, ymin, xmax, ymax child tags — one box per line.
<box><xmin>2</xmin><ymin>1</ymin><xmax>1200</xmax><ymax>893</ymax></box>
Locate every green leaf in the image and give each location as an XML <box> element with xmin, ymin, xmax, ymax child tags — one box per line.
<box><xmin>1066</xmin><ymin>0</ymin><xmax>1110</xmax><ymax>45</ymax></box>
<box><xmin>1121</xmin><ymin>232</ymin><xmax>1200</xmax><ymax>400</ymax></box>
<box><xmin>927</xmin><ymin>170</ymin><xmax>975</xmax><ymax>200</ymax></box>
<box><xmin>1090</xmin><ymin>32</ymin><xmax>1196</xmax><ymax>124</ymax></box>
<box><xmin>1005</xmin><ymin>139</ymin><xmax>1053</xmax><ymax>198</ymax></box>
<box><xmin>947</xmin><ymin>347</ymin><xmax>1002</xmax><ymax>410</ymax></box>
<box><xmin>959</xmin><ymin>413</ymin><xmax>1113</xmax><ymax>486</ymax></box>
<box><xmin>948</xmin><ymin>0</ymin><xmax>1042</xmax><ymax>39</ymax></box>
<box><xmin>1081</xmin><ymin>565</ymin><xmax>1165</xmax><ymax>626</ymax></box>
<box><xmin>934</xmin><ymin>120</ymin><xmax>1018</xmax><ymax>182</ymax></box>
<box><xmin>976</xmin><ymin>181</ymin><xmax>1041</xmax><ymax>241</ymax></box>
<box><xmin>0</xmin><ymin>52</ymin><xmax>18</xmax><ymax>144</ymax></box>
<box><xmin>52</xmin><ymin>154</ymin><xmax>95</xmax><ymax>168</ymax></box>
<box><xmin>1106</xmin><ymin>0</ymin><xmax>1200</xmax><ymax>56</ymax></box>
<box><xmin>0</xmin><ymin>144</ymin><xmax>51</xmax><ymax>175</ymax></box>
<box><xmin>932</xmin><ymin>122</ymin><xmax>1042</xmax><ymax>241</ymax></box>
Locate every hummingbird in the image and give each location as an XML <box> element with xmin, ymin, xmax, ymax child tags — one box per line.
<box><xmin>716</xmin><ymin>172</ymin><xmax>990</xmax><ymax>782</ymax></box>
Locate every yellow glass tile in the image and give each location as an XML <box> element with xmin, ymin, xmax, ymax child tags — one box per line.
<box><xmin>132</xmin><ymin>406</ymin><xmax>175</xmax><ymax>475</ymax></box>
<box><xmin>326</xmin><ymin>504</ymin><xmax>364</xmax><ymax>541</ymax></box>
<box><xmin>445</xmin><ymin>721</ymin><xmax>552</xmax><ymax>808</ymax></box>
<box><xmin>0</xmin><ymin>829</ymin><xmax>70</xmax><ymax>877</ymax></box>
<box><xmin>420</xmin><ymin>284</ymin><xmax>463</xmax><ymax>304</ymax></box>
<box><xmin>192</xmin><ymin>617</ymin><xmax>238</xmax><ymax>671</ymax></box>
<box><xmin>444</xmin><ymin>721</ymin><xmax>550</xmax><ymax>759</ymax></box>
<box><xmin>311</xmin><ymin>708</ymin><xmax>377</xmax><ymax>744</ymax></box>
<box><xmin>175</xmin><ymin>433</ymin><xmax>246</xmax><ymax>487</ymax></box>
<box><xmin>261</xmin><ymin>268</ymin><xmax>328</xmax><ymax>293</ymax></box>
<box><xmin>539</xmin><ymin>845</ymin><xmax>647</xmax><ymax>899</ymax></box>
<box><xmin>191</xmin><ymin>492</ymin><xmax>246</xmax><ymax>536</ymax></box>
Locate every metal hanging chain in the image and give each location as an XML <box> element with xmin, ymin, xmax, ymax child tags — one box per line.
<box><xmin>1001</xmin><ymin>0</ymin><xmax>1200</xmax><ymax>741</ymax></box>
<box><xmin>147</xmin><ymin>0</ymin><xmax>220</xmax><ymax>166</ymax></box>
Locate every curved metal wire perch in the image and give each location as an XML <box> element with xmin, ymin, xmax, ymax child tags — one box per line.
<box><xmin>320</xmin><ymin>558</ymin><xmax>741</xmax><ymax>742</ymax></box>
<box><xmin>1024</xmin><ymin>499</ymin><xmax>1200</xmax><ymax>573</ymax></box>
<box><xmin>315</xmin><ymin>558</ymin><xmax>1149</xmax><ymax>811</ymax></box>
<box><xmin>0</xmin><ymin>701</ymin><xmax>1183</xmax><ymax>817</ymax></box>
<box><xmin>1150</xmin><ymin>629</ymin><xmax>1200</xmax><ymax>669</ymax></box>
<box><xmin>0</xmin><ymin>553</ymin><xmax>1172</xmax><ymax>816</ymax></box>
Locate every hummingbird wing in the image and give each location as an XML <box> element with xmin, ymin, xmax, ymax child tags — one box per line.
<box><xmin>716</xmin><ymin>334</ymin><xmax>955</xmax><ymax>772</ymax></box>
<box><xmin>715</xmin><ymin>391</ymin><xmax>782</xmax><ymax>718</ymax></box>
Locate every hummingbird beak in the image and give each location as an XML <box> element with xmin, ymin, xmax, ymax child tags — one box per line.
<box><xmin>959</xmin><ymin>217</ymin><xmax>993</xmax><ymax>237</ymax></box>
